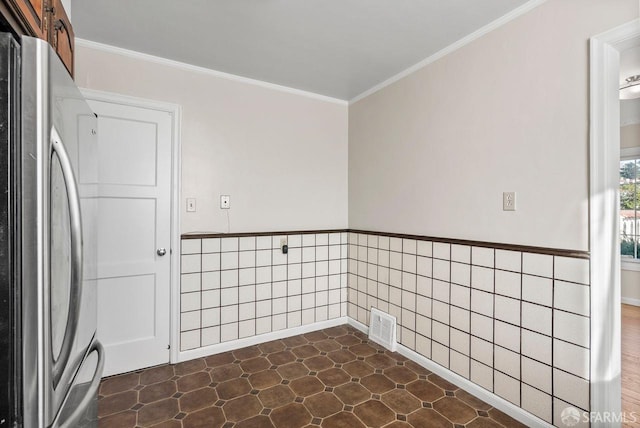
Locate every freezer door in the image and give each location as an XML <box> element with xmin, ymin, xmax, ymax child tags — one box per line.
<box><xmin>20</xmin><ymin>36</ymin><xmax>100</xmax><ymax>427</ymax></box>
<box><xmin>51</xmin><ymin>338</ymin><xmax>104</xmax><ymax>428</ymax></box>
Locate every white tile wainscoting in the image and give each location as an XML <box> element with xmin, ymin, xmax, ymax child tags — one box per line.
<box><xmin>180</xmin><ymin>231</ymin><xmax>348</xmax><ymax>351</ymax></box>
<box><xmin>346</xmin><ymin>231</ymin><xmax>590</xmax><ymax>427</ymax></box>
<box><xmin>180</xmin><ymin>229</ymin><xmax>590</xmax><ymax>427</ymax></box>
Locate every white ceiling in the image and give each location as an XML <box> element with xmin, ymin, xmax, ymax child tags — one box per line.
<box><xmin>71</xmin><ymin>0</ymin><xmax>531</xmax><ymax>101</ymax></box>
<box><xmin>620</xmin><ymin>46</ymin><xmax>640</xmax><ymax>125</ymax></box>
<box><xmin>621</xmin><ymin>45</ymin><xmax>640</xmax><ymax>85</ymax></box>
<box><xmin>621</xmin><ymin>99</ymin><xmax>640</xmax><ymax>126</ymax></box>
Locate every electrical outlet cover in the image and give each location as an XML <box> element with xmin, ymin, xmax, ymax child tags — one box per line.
<box><xmin>503</xmin><ymin>192</ymin><xmax>516</xmax><ymax>211</ymax></box>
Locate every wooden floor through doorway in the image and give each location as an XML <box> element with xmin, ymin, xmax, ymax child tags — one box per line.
<box><xmin>622</xmin><ymin>304</ymin><xmax>640</xmax><ymax>427</ymax></box>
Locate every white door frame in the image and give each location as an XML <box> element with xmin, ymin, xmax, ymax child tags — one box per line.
<box><xmin>590</xmin><ymin>19</ymin><xmax>640</xmax><ymax>426</ymax></box>
<box><xmin>80</xmin><ymin>88</ymin><xmax>182</xmax><ymax>365</ymax></box>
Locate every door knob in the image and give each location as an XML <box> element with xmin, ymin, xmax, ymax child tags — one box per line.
<box><xmin>157</xmin><ymin>248</ymin><xmax>167</xmax><ymax>256</ymax></box>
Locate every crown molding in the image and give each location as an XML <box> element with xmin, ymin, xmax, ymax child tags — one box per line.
<box><xmin>349</xmin><ymin>0</ymin><xmax>549</xmax><ymax>104</ymax></box>
<box><xmin>78</xmin><ymin>0</ymin><xmax>547</xmax><ymax>107</ymax></box>
<box><xmin>75</xmin><ymin>38</ymin><xmax>348</xmax><ymax>106</ymax></box>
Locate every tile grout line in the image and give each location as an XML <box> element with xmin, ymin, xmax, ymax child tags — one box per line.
<box><xmin>518</xmin><ymin>250</ymin><xmax>523</xmax><ymax>411</ymax></box>
<box><xmin>550</xmin><ymin>254</ymin><xmax>555</xmax><ymax>426</ymax></box>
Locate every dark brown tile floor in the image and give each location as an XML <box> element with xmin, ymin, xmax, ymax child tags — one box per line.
<box><xmin>98</xmin><ymin>325</ymin><xmax>527</xmax><ymax>428</ymax></box>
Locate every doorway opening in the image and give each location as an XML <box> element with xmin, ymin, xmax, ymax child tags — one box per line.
<box><xmin>619</xmin><ymin>47</ymin><xmax>640</xmax><ymax>419</ymax></box>
<box><xmin>590</xmin><ymin>18</ymin><xmax>640</xmax><ymax>424</ymax></box>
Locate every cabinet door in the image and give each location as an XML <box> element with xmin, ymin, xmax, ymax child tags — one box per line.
<box><xmin>4</xmin><ymin>0</ymin><xmax>46</xmax><ymax>38</ymax></box>
<box><xmin>49</xmin><ymin>0</ymin><xmax>73</xmax><ymax>76</ymax></box>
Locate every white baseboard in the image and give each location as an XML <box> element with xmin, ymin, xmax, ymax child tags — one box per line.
<box><xmin>178</xmin><ymin>317</ymin><xmax>349</xmax><ymax>362</ymax></box>
<box><xmin>346</xmin><ymin>318</ymin><xmax>552</xmax><ymax>428</ymax></box>
<box><xmin>622</xmin><ymin>297</ymin><xmax>640</xmax><ymax>307</ymax></box>
<box><xmin>178</xmin><ymin>315</ymin><xmax>553</xmax><ymax>427</ymax></box>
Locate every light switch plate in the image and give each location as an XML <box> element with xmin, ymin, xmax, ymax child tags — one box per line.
<box><xmin>220</xmin><ymin>195</ymin><xmax>230</xmax><ymax>209</ymax></box>
<box><xmin>503</xmin><ymin>192</ymin><xmax>516</xmax><ymax>211</ymax></box>
<box><xmin>186</xmin><ymin>198</ymin><xmax>196</xmax><ymax>212</ymax></box>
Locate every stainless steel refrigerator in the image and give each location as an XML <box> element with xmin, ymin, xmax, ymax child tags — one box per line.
<box><xmin>0</xmin><ymin>32</ymin><xmax>104</xmax><ymax>427</ymax></box>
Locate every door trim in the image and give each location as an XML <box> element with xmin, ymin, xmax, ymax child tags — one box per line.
<box><xmin>79</xmin><ymin>88</ymin><xmax>182</xmax><ymax>364</ymax></box>
<box><xmin>589</xmin><ymin>19</ymin><xmax>640</xmax><ymax>426</ymax></box>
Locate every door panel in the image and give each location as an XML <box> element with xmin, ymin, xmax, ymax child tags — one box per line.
<box><xmin>87</xmin><ymin>99</ymin><xmax>172</xmax><ymax>376</ymax></box>
<box><xmin>97</xmin><ymin>197</ymin><xmax>157</xmax><ymax>268</ymax></box>
<box><xmin>98</xmin><ymin>117</ymin><xmax>158</xmax><ymax>186</ymax></box>
<box><xmin>5</xmin><ymin>0</ymin><xmax>46</xmax><ymax>38</ymax></box>
<box><xmin>49</xmin><ymin>0</ymin><xmax>74</xmax><ymax>76</ymax></box>
<box><xmin>97</xmin><ymin>275</ymin><xmax>157</xmax><ymax>345</ymax></box>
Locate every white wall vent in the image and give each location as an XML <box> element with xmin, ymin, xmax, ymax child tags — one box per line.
<box><xmin>368</xmin><ymin>308</ymin><xmax>397</xmax><ymax>352</ymax></box>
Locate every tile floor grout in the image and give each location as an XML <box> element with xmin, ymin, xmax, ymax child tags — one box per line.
<box><xmin>98</xmin><ymin>325</ymin><xmax>527</xmax><ymax>428</ymax></box>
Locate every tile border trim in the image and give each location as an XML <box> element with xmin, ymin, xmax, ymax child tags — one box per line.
<box><xmin>182</xmin><ymin>229</ymin><xmax>590</xmax><ymax>259</ymax></box>
<box><xmin>181</xmin><ymin>229</ymin><xmax>349</xmax><ymax>239</ymax></box>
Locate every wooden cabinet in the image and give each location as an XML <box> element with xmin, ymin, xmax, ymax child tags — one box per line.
<box><xmin>3</xmin><ymin>0</ymin><xmax>47</xmax><ymax>39</ymax></box>
<box><xmin>1</xmin><ymin>0</ymin><xmax>74</xmax><ymax>76</ymax></box>
<box><xmin>48</xmin><ymin>0</ymin><xmax>73</xmax><ymax>75</ymax></box>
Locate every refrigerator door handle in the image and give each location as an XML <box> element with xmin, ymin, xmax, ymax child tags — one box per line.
<box><xmin>50</xmin><ymin>126</ymin><xmax>84</xmax><ymax>389</ymax></box>
<box><xmin>51</xmin><ymin>339</ymin><xmax>105</xmax><ymax>428</ymax></box>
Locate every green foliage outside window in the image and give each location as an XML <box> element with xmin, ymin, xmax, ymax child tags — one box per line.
<box><xmin>620</xmin><ymin>158</ymin><xmax>639</xmax><ymax>260</ymax></box>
